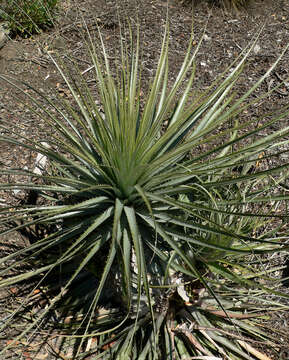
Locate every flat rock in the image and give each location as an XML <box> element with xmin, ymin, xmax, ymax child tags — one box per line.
<box><xmin>0</xmin><ymin>22</ymin><xmax>10</xmax><ymax>50</ymax></box>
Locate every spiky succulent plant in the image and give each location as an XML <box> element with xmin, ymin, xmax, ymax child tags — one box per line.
<box><xmin>0</xmin><ymin>23</ymin><xmax>289</xmax><ymax>359</ymax></box>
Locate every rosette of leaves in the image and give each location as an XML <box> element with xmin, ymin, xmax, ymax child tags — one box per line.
<box><xmin>0</xmin><ymin>23</ymin><xmax>289</xmax><ymax>359</ymax></box>
<box><xmin>0</xmin><ymin>0</ymin><xmax>58</xmax><ymax>36</ymax></box>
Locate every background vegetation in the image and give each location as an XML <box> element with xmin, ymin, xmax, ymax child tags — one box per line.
<box><xmin>0</xmin><ymin>0</ymin><xmax>58</xmax><ymax>36</ymax></box>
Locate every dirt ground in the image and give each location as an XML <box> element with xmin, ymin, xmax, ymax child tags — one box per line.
<box><xmin>0</xmin><ymin>0</ymin><xmax>289</xmax><ymax>359</ymax></box>
<box><xmin>1</xmin><ymin>0</ymin><xmax>289</xmax><ymax>175</ymax></box>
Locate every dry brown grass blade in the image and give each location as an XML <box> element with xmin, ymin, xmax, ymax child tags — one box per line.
<box><xmin>202</xmin><ymin>307</ymin><xmax>265</xmax><ymax>319</ymax></box>
<box><xmin>237</xmin><ymin>340</ymin><xmax>273</xmax><ymax>360</ymax></box>
<box><xmin>172</xmin><ymin>326</ymin><xmax>211</xmax><ymax>356</ymax></box>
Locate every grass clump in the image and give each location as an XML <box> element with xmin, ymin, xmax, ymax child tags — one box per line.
<box><xmin>0</xmin><ymin>0</ymin><xmax>58</xmax><ymax>36</ymax></box>
<box><xmin>180</xmin><ymin>0</ymin><xmax>252</xmax><ymax>10</ymax></box>
<box><xmin>212</xmin><ymin>0</ymin><xmax>250</xmax><ymax>9</ymax></box>
<box><xmin>0</xmin><ymin>22</ymin><xmax>289</xmax><ymax>359</ymax></box>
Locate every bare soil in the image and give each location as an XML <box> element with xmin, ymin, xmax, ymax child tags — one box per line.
<box><xmin>0</xmin><ymin>0</ymin><xmax>289</xmax><ymax>359</ymax></box>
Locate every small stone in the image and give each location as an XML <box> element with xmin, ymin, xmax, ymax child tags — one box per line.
<box><xmin>253</xmin><ymin>44</ymin><xmax>261</xmax><ymax>55</ymax></box>
<box><xmin>203</xmin><ymin>34</ymin><xmax>211</xmax><ymax>41</ymax></box>
<box><xmin>52</xmin><ymin>36</ymin><xmax>66</xmax><ymax>50</ymax></box>
<box><xmin>12</xmin><ymin>189</ymin><xmax>21</xmax><ymax>195</ymax></box>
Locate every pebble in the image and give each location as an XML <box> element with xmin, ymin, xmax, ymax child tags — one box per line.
<box><xmin>253</xmin><ymin>44</ymin><xmax>261</xmax><ymax>55</ymax></box>
<box><xmin>203</xmin><ymin>34</ymin><xmax>211</xmax><ymax>42</ymax></box>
